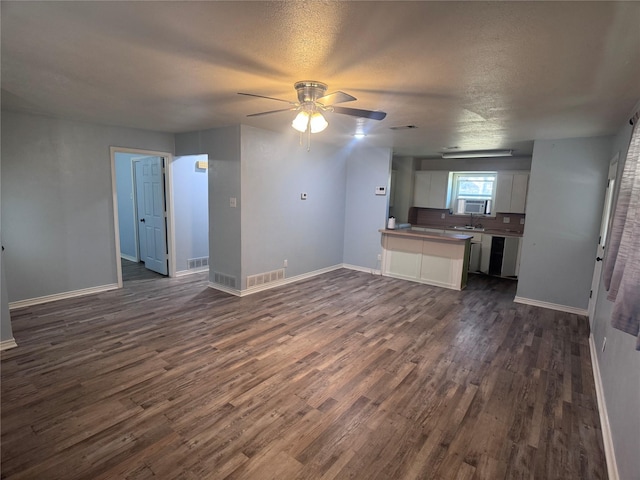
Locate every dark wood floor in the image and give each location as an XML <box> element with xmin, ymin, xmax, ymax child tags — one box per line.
<box><xmin>1</xmin><ymin>269</ymin><xmax>607</xmax><ymax>479</ymax></box>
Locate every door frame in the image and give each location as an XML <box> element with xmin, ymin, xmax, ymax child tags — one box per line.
<box><xmin>110</xmin><ymin>146</ymin><xmax>176</xmax><ymax>287</ymax></box>
<box><xmin>587</xmin><ymin>152</ymin><xmax>619</xmax><ymax>325</ymax></box>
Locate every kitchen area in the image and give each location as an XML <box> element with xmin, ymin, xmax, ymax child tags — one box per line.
<box><xmin>384</xmin><ymin>155</ymin><xmax>530</xmax><ymax>289</ymax></box>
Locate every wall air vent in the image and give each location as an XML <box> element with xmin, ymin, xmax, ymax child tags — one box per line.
<box><xmin>389</xmin><ymin>125</ymin><xmax>418</xmax><ymax>130</ymax></box>
<box><xmin>247</xmin><ymin>269</ymin><xmax>285</xmax><ymax>289</ymax></box>
<box><xmin>213</xmin><ymin>271</ymin><xmax>237</xmax><ymax>289</ymax></box>
<box><xmin>187</xmin><ymin>257</ymin><xmax>209</xmax><ymax>270</ymax></box>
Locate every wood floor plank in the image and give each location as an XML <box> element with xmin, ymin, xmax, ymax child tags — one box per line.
<box><xmin>1</xmin><ymin>264</ymin><xmax>608</xmax><ymax>479</ymax></box>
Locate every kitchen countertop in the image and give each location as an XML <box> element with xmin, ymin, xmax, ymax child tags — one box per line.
<box><xmin>379</xmin><ymin>228</ymin><xmax>472</xmax><ymax>242</ymax></box>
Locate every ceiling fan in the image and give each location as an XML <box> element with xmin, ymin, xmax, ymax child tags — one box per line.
<box><xmin>238</xmin><ymin>81</ymin><xmax>387</xmax><ymax>135</ymax></box>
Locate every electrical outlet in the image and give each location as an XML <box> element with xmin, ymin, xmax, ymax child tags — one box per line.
<box><xmin>284</xmin><ymin>259</ymin><xmax>288</xmax><ymax>268</ymax></box>
<box><xmin>520</xmin><ymin>218</ymin><xmax>525</xmax><ymax>225</ymax></box>
<box><xmin>377</xmin><ymin>253</ymin><xmax>382</xmax><ymax>261</ymax></box>
<box><xmin>230</xmin><ymin>197</ymin><xmax>237</xmax><ymax>208</ymax></box>
<box><xmin>503</xmin><ymin>216</ymin><xmax>511</xmax><ymax>223</ymax></box>
<box><xmin>441</xmin><ymin>213</ymin><xmax>446</xmax><ymax>219</ymax></box>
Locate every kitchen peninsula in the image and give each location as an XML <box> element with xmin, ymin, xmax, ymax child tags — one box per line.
<box><xmin>379</xmin><ymin>229</ymin><xmax>472</xmax><ymax>290</ymax></box>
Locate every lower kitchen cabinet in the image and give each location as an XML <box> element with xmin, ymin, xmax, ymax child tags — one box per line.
<box><xmin>480</xmin><ymin>235</ymin><xmax>520</xmax><ymax>278</ymax></box>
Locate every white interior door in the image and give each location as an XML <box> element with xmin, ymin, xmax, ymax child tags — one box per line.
<box><xmin>588</xmin><ymin>156</ymin><xmax>618</xmax><ymax>324</ymax></box>
<box><xmin>136</xmin><ymin>156</ymin><xmax>168</xmax><ymax>275</ymax></box>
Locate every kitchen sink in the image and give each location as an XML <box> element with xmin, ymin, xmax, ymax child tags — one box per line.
<box><xmin>451</xmin><ymin>225</ymin><xmax>485</xmax><ymax>232</ymax></box>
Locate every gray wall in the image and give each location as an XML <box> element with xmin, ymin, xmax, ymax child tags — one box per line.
<box><xmin>1</xmin><ymin>111</ymin><xmax>174</xmax><ymax>302</ymax></box>
<box><xmin>115</xmin><ymin>152</ymin><xmax>139</xmax><ymax>260</ymax></box>
<box><xmin>240</xmin><ymin>126</ymin><xmax>347</xmax><ymax>287</ymax></box>
<box><xmin>517</xmin><ymin>137</ymin><xmax>612</xmax><ymax>310</ymax></box>
<box><xmin>344</xmin><ymin>146</ymin><xmax>393</xmax><ymax>269</ymax></box>
<box><xmin>173</xmin><ymin>154</ymin><xmax>209</xmax><ymax>273</ymax></box>
<box><xmin>390</xmin><ymin>156</ymin><xmax>415</xmax><ymax>223</ymax></box>
<box><xmin>1</xmin><ymin>248</ymin><xmax>15</xmax><ymax>344</ymax></box>
<box><xmin>591</xmin><ymin>120</ymin><xmax>640</xmax><ymax>480</ymax></box>
<box><xmin>175</xmin><ymin>126</ymin><xmax>242</xmax><ymax>287</ymax></box>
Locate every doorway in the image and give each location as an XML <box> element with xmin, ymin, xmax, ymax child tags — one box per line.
<box><xmin>111</xmin><ymin>147</ymin><xmax>175</xmax><ymax>287</ymax></box>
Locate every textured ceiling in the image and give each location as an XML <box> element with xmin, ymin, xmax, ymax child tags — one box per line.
<box><xmin>2</xmin><ymin>1</ymin><xmax>639</xmax><ymax>157</ymax></box>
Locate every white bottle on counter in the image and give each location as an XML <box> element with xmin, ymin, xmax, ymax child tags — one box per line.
<box><xmin>387</xmin><ymin>217</ymin><xmax>396</xmax><ymax>229</ymax></box>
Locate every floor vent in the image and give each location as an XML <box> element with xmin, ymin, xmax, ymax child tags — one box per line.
<box><xmin>188</xmin><ymin>257</ymin><xmax>209</xmax><ymax>270</ymax></box>
<box><xmin>213</xmin><ymin>271</ymin><xmax>237</xmax><ymax>289</ymax></box>
<box><xmin>247</xmin><ymin>269</ymin><xmax>285</xmax><ymax>288</ymax></box>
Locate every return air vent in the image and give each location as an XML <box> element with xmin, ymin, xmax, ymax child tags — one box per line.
<box><xmin>187</xmin><ymin>256</ymin><xmax>209</xmax><ymax>270</ymax></box>
<box><xmin>246</xmin><ymin>269</ymin><xmax>285</xmax><ymax>288</ymax></box>
<box><xmin>389</xmin><ymin>125</ymin><xmax>418</xmax><ymax>130</ymax></box>
<box><xmin>213</xmin><ymin>271</ymin><xmax>237</xmax><ymax>289</ymax></box>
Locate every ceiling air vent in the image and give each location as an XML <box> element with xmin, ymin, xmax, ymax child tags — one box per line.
<box><xmin>389</xmin><ymin>125</ymin><xmax>418</xmax><ymax>130</ymax></box>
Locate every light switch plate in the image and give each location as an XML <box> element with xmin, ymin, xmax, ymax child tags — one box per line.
<box><xmin>229</xmin><ymin>197</ymin><xmax>237</xmax><ymax>208</ymax></box>
<box><xmin>503</xmin><ymin>216</ymin><xmax>510</xmax><ymax>223</ymax></box>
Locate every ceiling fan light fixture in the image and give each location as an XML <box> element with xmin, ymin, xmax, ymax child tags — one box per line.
<box><xmin>292</xmin><ymin>111</ymin><xmax>310</xmax><ymax>132</ymax></box>
<box><xmin>309</xmin><ymin>112</ymin><xmax>328</xmax><ymax>133</ymax></box>
<box><xmin>441</xmin><ymin>149</ymin><xmax>513</xmax><ymax>159</ymax></box>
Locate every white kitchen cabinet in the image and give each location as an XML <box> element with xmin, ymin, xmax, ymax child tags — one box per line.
<box><xmin>494</xmin><ymin>172</ymin><xmax>529</xmax><ymax>214</ymax></box>
<box><xmin>413</xmin><ymin>171</ymin><xmax>449</xmax><ymax>208</ymax></box>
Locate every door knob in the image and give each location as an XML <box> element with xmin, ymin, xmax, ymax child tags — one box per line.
<box><xmin>140</xmin><ymin>218</ymin><xmax>145</xmax><ymax>223</ymax></box>
<box><xmin>596</xmin><ymin>257</ymin><xmax>603</xmax><ymax>262</ymax></box>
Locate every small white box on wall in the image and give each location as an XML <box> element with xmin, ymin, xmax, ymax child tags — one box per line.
<box><xmin>375</xmin><ymin>186</ymin><xmax>386</xmax><ymax>195</ymax></box>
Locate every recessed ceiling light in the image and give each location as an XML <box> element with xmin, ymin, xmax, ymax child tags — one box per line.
<box><xmin>353</xmin><ymin>133</ymin><xmax>366</xmax><ymax>139</ymax></box>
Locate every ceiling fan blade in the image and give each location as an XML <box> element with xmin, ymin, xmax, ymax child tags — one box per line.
<box><xmin>316</xmin><ymin>91</ymin><xmax>356</xmax><ymax>106</ymax></box>
<box><xmin>246</xmin><ymin>107</ymin><xmax>297</xmax><ymax>117</ymax></box>
<box><xmin>331</xmin><ymin>106</ymin><xmax>387</xmax><ymax>121</ymax></box>
<box><xmin>238</xmin><ymin>92</ymin><xmax>295</xmax><ymax>105</ymax></box>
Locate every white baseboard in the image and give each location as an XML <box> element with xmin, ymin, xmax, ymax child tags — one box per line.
<box><xmin>9</xmin><ymin>283</ymin><xmax>120</xmax><ymax>310</ymax></box>
<box><xmin>342</xmin><ymin>263</ymin><xmax>382</xmax><ymax>276</ymax></box>
<box><xmin>175</xmin><ymin>268</ymin><xmax>209</xmax><ymax>278</ymax></box>
<box><xmin>0</xmin><ymin>338</ymin><xmax>18</xmax><ymax>351</ymax></box>
<box><xmin>513</xmin><ymin>296</ymin><xmax>588</xmax><ymax>316</ymax></box>
<box><xmin>120</xmin><ymin>253</ymin><xmax>138</xmax><ymax>263</ymax></box>
<box><xmin>208</xmin><ymin>264</ymin><xmax>344</xmax><ymax>297</ymax></box>
<box><xmin>589</xmin><ymin>335</ymin><xmax>619</xmax><ymax>480</ymax></box>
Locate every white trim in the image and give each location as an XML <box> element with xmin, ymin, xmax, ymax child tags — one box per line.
<box><xmin>513</xmin><ymin>296</ymin><xmax>588</xmax><ymax>316</ymax></box>
<box><xmin>0</xmin><ymin>339</ymin><xmax>18</xmax><ymax>351</ymax></box>
<box><xmin>208</xmin><ymin>264</ymin><xmax>343</xmax><ymax>297</ymax></box>
<box><xmin>589</xmin><ymin>335</ymin><xmax>619</xmax><ymax>480</ymax></box>
<box><xmin>120</xmin><ymin>253</ymin><xmax>138</xmax><ymax>263</ymax></box>
<box><xmin>9</xmin><ymin>283</ymin><xmax>119</xmax><ymax>310</ymax></box>
<box><xmin>175</xmin><ymin>268</ymin><xmax>209</xmax><ymax>278</ymax></box>
<box><xmin>342</xmin><ymin>263</ymin><xmax>382</xmax><ymax>276</ymax></box>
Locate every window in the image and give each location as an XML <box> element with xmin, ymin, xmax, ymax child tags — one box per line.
<box><xmin>450</xmin><ymin>172</ymin><xmax>497</xmax><ymax>214</ymax></box>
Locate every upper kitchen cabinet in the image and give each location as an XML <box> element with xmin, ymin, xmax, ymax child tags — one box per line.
<box><xmin>413</xmin><ymin>171</ymin><xmax>450</xmax><ymax>208</ymax></box>
<box><xmin>494</xmin><ymin>172</ymin><xmax>529</xmax><ymax>214</ymax></box>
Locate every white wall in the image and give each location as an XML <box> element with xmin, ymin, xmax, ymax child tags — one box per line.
<box><xmin>1</xmin><ymin>111</ymin><xmax>175</xmax><ymax>303</ymax></box>
<box><xmin>344</xmin><ymin>146</ymin><xmax>393</xmax><ymax>269</ymax></box>
<box><xmin>516</xmin><ymin>137</ymin><xmax>612</xmax><ymax>311</ymax></box>
<box><xmin>172</xmin><ymin>154</ymin><xmax>209</xmax><ymax>273</ymax></box>
<box><xmin>591</xmin><ymin>119</ymin><xmax>640</xmax><ymax>480</ymax></box>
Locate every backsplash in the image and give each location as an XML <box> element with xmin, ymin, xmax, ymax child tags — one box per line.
<box><xmin>408</xmin><ymin>207</ymin><xmax>525</xmax><ymax>234</ymax></box>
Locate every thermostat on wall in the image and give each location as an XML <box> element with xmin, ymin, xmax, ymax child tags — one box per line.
<box><xmin>375</xmin><ymin>186</ymin><xmax>386</xmax><ymax>195</ymax></box>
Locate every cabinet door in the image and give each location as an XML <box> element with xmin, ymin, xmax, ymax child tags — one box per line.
<box><xmin>413</xmin><ymin>171</ymin><xmax>432</xmax><ymax>208</ymax></box>
<box><xmin>494</xmin><ymin>173</ymin><xmax>513</xmax><ymax>213</ymax></box>
<box><xmin>510</xmin><ymin>173</ymin><xmax>529</xmax><ymax>213</ymax></box>
<box><xmin>427</xmin><ymin>171</ymin><xmax>449</xmax><ymax>208</ymax></box>
<box><xmin>480</xmin><ymin>234</ymin><xmax>492</xmax><ymax>273</ymax></box>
